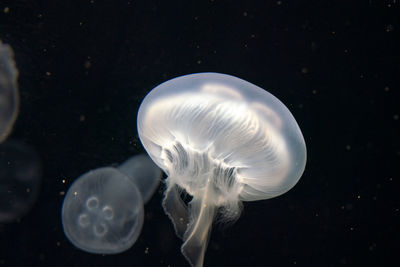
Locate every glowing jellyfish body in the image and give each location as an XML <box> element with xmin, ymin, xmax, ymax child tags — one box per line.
<box><xmin>62</xmin><ymin>167</ymin><xmax>144</xmax><ymax>254</ymax></box>
<box><xmin>62</xmin><ymin>154</ymin><xmax>161</xmax><ymax>254</ymax></box>
<box><xmin>137</xmin><ymin>73</ymin><xmax>306</xmax><ymax>267</ymax></box>
<box><xmin>0</xmin><ymin>41</ymin><xmax>19</xmax><ymax>143</ymax></box>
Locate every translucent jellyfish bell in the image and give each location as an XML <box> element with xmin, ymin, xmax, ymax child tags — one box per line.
<box><xmin>62</xmin><ymin>167</ymin><xmax>144</xmax><ymax>254</ymax></box>
<box><xmin>0</xmin><ymin>140</ymin><xmax>42</xmax><ymax>223</ymax></box>
<box><xmin>118</xmin><ymin>154</ymin><xmax>162</xmax><ymax>203</ymax></box>
<box><xmin>137</xmin><ymin>73</ymin><xmax>306</xmax><ymax>267</ymax></box>
<box><xmin>0</xmin><ymin>41</ymin><xmax>19</xmax><ymax>143</ymax></box>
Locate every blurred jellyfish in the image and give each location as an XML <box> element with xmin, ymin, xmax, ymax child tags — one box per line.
<box><xmin>62</xmin><ymin>154</ymin><xmax>161</xmax><ymax>254</ymax></box>
<box><xmin>0</xmin><ymin>140</ymin><xmax>42</xmax><ymax>223</ymax></box>
<box><xmin>137</xmin><ymin>73</ymin><xmax>307</xmax><ymax>267</ymax></box>
<box><xmin>0</xmin><ymin>41</ymin><xmax>19</xmax><ymax>143</ymax></box>
<box><xmin>118</xmin><ymin>154</ymin><xmax>161</xmax><ymax>203</ymax></box>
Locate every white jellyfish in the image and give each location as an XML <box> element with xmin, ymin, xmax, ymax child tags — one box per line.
<box><xmin>61</xmin><ymin>154</ymin><xmax>161</xmax><ymax>254</ymax></box>
<box><xmin>0</xmin><ymin>41</ymin><xmax>19</xmax><ymax>143</ymax></box>
<box><xmin>62</xmin><ymin>167</ymin><xmax>144</xmax><ymax>254</ymax></box>
<box><xmin>0</xmin><ymin>42</ymin><xmax>40</xmax><ymax>224</ymax></box>
<box><xmin>137</xmin><ymin>73</ymin><xmax>307</xmax><ymax>267</ymax></box>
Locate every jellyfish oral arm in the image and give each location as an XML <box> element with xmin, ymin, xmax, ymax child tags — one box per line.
<box><xmin>158</xmin><ymin>140</ymin><xmax>244</xmax><ymax>267</ymax></box>
<box><xmin>181</xmin><ymin>184</ymin><xmax>216</xmax><ymax>267</ymax></box>
<box><xmin>162</xmin><ymin>182</ymin><xmax>190</xmax><ymax>239</ymax></box>
<box><xmin>163</xmin><ymin>176</ymin><xmax>216</xmax><ymax>267</ymax></box>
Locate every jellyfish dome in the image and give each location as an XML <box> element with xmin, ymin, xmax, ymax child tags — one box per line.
<box><xmin>137</xmin><ymin>73</ymin><xmax>306</xmax><ymax>267</ymax></box>
<box><xmin>0</xmin><ymin>41</ymin><xmax>19</xmax><ymax>143</ymax></box>
<box><xmin>61</xmin><ymin>167</ymin><xmax>144</xmax><ymax>254</ymax></box>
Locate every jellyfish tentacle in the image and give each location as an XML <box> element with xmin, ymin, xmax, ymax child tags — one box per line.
<box><xmin>162</xmin><ymin>180</ymin><xmax>189</xmax><ymax>239</ymax></box>
<box><xmin>181</xmin><ymin>179</ymin><xmax>216</xmax><ymax>267</ymax></box>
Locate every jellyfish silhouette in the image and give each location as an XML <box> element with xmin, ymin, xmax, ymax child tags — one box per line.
<box><xmin>61</xmin><ymin>154</ymin><xmax>161</xmax><ymax>254</ymax></box>
<box><xmin>137</xmin><ymin>73</ymin><xmax>306</xmax><ymax>267</ymax></box>
<box><xmin>0</xmin><ymin>41</ymin><xmax>19</xmax><ymax>143</ymax></box>
<box><xmin>0</xmin><ymin>140</ymin><xmax>42</xmax><ymax>223</ymax></box>
<box><xmin>0</xmin><ymin>42</ymin><xmax>41</xmax><ymax>223</ymax></box>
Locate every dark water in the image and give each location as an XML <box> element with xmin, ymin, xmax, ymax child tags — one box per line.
<box><xmin>0</xmin><ymin>1</ymin><xmax>398</xmax><ymax>266</ymax></box>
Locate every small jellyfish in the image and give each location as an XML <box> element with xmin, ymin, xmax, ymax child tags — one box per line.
<box><xmin>62</xmin><ymin>167</ymin><xmax>144</xmax><ymax>254</ymax></box>
<box><xmin>0</xmin><ymin>140</ymin><xmax>42</xmax><ymax>223</ymax></box>
<box><xmin>137</xmin><ymin>73</ymin><xmax>307</xmax><ymax>267</ymax></box>
<box><xmin>118</xmin><ymin>154</ymin><xmax>162</xmax><ymax>203</ymax></box>
<box><xmin>0</xmin><ymin>41</ymin><xmax>19</xmax><ymax>143</ymax></box>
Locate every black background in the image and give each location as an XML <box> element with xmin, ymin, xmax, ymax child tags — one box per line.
<box><xmin>0</xmin><ymin>0</ymin><xmax>398</xmax><ymax>266</ymax></box>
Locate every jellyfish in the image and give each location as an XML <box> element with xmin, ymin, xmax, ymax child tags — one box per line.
<box><xmin>137</xmin><ymin>73</ymin><xmax>307</xmax><ymax>267</ymax></box>
<box><xmin>0</xmin><ymin>41</ymin><xmax>19</xmax><ymax>143</ymax></box>
<box><xmin>118</xmin><ymin>154</ymin><xmax>162</xmax><ymax>203</ymax></box>
<box><xmin>62</xmin><ymin>167</ymin><xmax>144</xmax><ymax>254</ymax></box>
<box><xmin>62</xmin><ymin>154</ymin><xmax>161</xmax><ymax>254</ymax></box>
<box><xmin>0</xmin><ymin>140</ymin><xmax>42</xmax><ymax>223</ymax></box>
